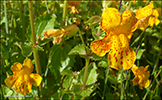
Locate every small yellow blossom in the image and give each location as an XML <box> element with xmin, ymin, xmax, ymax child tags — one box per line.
<box><xmin>131</xmin><ymin>65</ymin><xmax>150</xmax><ymax>89</ymax></box>
<box><xmin>5</xmin><ymin>59</ymin><xmax>42</xmax><ymax>95</ymax></box>
<box><xmin>70</xmin><ymin>6</ymin><xmax>79</xmax><ymax>14</ymax></box>
<box><xmin>41</xmin><ymin>29</ymin><xmax>65</xmax><ymax>45</ymax></box>
<box><xmin>135</xmin><ymin>4</ymin><xmax>160</xmax><ymax>31</ymax></box>
<box><xmin>91</xmin><ymin>8</ymin><xmax>137</xmax><ymax>70</ymax></box>
<box><xmin>68</xmin><ymin>1</ymin><xmax>80</xmax><ymax>14</ymax></box>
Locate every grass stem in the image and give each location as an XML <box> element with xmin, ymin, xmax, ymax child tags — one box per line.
<box><xmin>28</xmin><ymin>1</ymin><xmax>42</xmax><ymax>95</ymax></box>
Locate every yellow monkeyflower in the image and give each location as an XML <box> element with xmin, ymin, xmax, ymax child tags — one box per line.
<box><xmin>135</xmin><ymin>4</ymin><xmax>160</xmax><ymax>31</ymax></box>
<box><xmin>68</xmin><ymin>1</ymin><xmax>81</xmax><ymax>14</ymax></box>
<box><xmin>70</xmin><ymin>6</ymin><xmax>79</xmax><ymax>14</ymax></box>
<box><xmin>41</xmin><ymin>29</ymin><xmax>65</xmax><ymax>45</ymax></box>
<box><xmin>5</xmin><ymin>59</ymin><xmax>42</xmax><ymax>95</ymax></box>
<box><xmin>91</xmin><ymin>8</ymin><xmax>137</xmax><ymax>70</ymax></box>
<box><xmin>131</xmin><ymin>65</ymin><xmax>150</xmax><ymax>89</ymax></box>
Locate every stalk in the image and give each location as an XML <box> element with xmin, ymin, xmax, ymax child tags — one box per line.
<box><xmin>4</xmin><ymin>0</ymin><xmax>9</xmax><ymax>46</ymax></box>
<box><xmin>28</xmin><ymin>1</ymin><xmax>42</xmax><ymax>94</ymax></box>
<box><xmin>19</xmin><ymin>0</ymin><xmax>25</xmax><ymax>40</ymax></box>
<box><xmin>45</xmin><ymin>0</ymin><xmax>50</xmax><ymax>13</ymax></box>
<box><xmin>82</xmin><ymin>59</ymin><xmax>90</xmax><ymax>90</ymax></box>
<box><xmin>118</xmin><ymin>0</ymin><xmax>122</xmax><ymax>11</ymax></box>
<box><xmin>79</xmin><ymin>30</ymin><xmax>88</xmax><ymax>55</ymax></box>
<box><xmin>62</xmin><ymin>0</ymin><xmax>67</xmax><ymax>26</ymax></box>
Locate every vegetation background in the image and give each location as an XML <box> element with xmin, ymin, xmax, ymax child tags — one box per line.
<box><xmin>0</xmin><ymin>0</ymin><xmax>162</xmax><ymax>100</ymax></box>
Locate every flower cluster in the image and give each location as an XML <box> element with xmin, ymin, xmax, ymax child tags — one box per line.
<box><xmin>5</xmin><ymin>59</ymin><xmax>42</xmax><ymax>95</ymax></box>
<box><xmin>90</xmin><ymin>4</ymin><xmax>160</xmax><ymax>71</ymax></box>
<box><xmin>136</xmin><ymin>4</ymin><xmax>160</xmax><ymax>31</ymax></box>
<box><xmin>90</xmin><ymin>3</ymin><xmax>159</xmax><ymax>89</ymax></box>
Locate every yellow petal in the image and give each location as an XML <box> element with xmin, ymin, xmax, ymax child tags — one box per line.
<box><xmin>144</xmin><ymin>80</ymin><xmax>150</xmax><ymax>88</ymax></box>
<box><xmin>11</xmin><ymin>62</ymin><xmax>23</xmax><ymax>72</ymax></box>
<box><xmin>137</xmin><ymin>18</ymin><xmax>149</xmax><ymax>31</ymax></box>
<box><xmin>70</xmin><ymin>6</ymin><xmax>79</xmax><ymax>14</ymax></box>
<box><xmin>5</xmin><ymin>75</ymin><xmax>17</xmax><ymax>88</ymax></box>
<box><xmin>132</xmin><ymin>76</ymin><xmax>139</xmax><ymax>86</ymax></box>
<box><xmin>14</xmin><ymin>75</ymin><xmax>32</xmax><ymax>95</ymax></box>
<box><xmin>152</xmin><ymin>9</ymin><xmax>159</xmax><ymax>18</ymax></box>
<box><xmin>131</xmin><ymin>66</ymin><xmax>138</xmax><ymax>75</ymax></box>
<box><xmin>53</xmin><ymin>35</ymin><xmax>63</xmax><ymax>45</ymax></box>
<box><xmin>155</xmin><ymin>18</ymin><xmax>160</xmax><ymax>26</ymax></box>
<box><xmin>30</xmin><ymin>73</ymin><xmax>42</xmax><ymax>86</ymax></box>
<box><xmin>43</xmin><ymin>29</ymin><xmax>64</xmax><ymax>39</ymax></box>
<box><xmin>155</xmin><ymin>8</ymin><xmax>161</xmax><ymax>16</ymax></box>
<box><xmin>101</xmin><ymin>8</ymin><xmax>121</xmax><ymax>33</ymax></box>
<box><xmin>121</xmin><ymin>10</ymin><xmax>138</xmax><ymax>32</ymax></box>
<box><xmin>149</xmin><ymin>16</ymin><xmax>156</xmax><ymax>27</ymax></box>
<box><xmin>108</xmin><ymin>35</ymin><xmax>136</xmax><ymax>70</ymax></box>
<box><xmin>136</xmin><ymin>4</ymin><xmax>154</xmax><ymax>19</ymax></box>
<box><xmin>108</xmin><ymin>47</ymin><xmax>136</xmax><ymax>71</ymax></box>
<box><xmin>90</xmin><ymin>35</ymin><xmax>111</xmax><ymax>57</ymax></box>
<box><xmin>23</xmin><ymin>59</ymin><xmax>33</xmax><ymax>73</ymax></box>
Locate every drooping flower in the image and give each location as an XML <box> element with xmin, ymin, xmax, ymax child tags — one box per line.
<box><xmin>41</xmin><ymin>29</ymin><xmax>65</xmax><ymax>45</ymax></box>
<box><xmin>5</xmin><ymin>59</ymin><xmax>42</xmax><ymax>95</ymax></box>
<box><xmin>135</xmin><ymin>4</ymin><xmax>160</xmax><ymax>31</ymax></box>
<box><xmin>41</xmin><ymin>24</ymin><xmax>79</xmax><ymax>45</ymax></box>
<box><xmin>131</xmin><ymin>65</ymin><xmax>150</xmax><ymax>89</ymax></box>
<box><xmin>90</xmin><ymin>8</ymin><xmax>137</xmax><ymax>70</ymax></box>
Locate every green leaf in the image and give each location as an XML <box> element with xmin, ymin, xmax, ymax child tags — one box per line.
<box><xmin>68</xmin><ymin>44</ymin><xmax>102</xmax><ymax>61</ymax></box>
<box><xmin>27</xmin><ymin>14</ymin><xmax>56</xmax><ymax>43</ymax></box>
<box><xmin>68</xmin><ymin>44</ymin><xmax>86</xmax><ymax>56</ymax></box>
<box><xmin>60</xmin><ymin>68</ymin><xmax>73</xmax><ymax>76</ymax></box>
<box><xmin>71</xmin><ymin>84</ymin><xmax>93</xmax><ymax>100</ymax></box>
<box><xmin>136</xmin><ymin>49</ymin><xmax>145</xmax><ymax>59</ymax></box>
<box><xmin>79</xmin><ymin>62</ymin><xmax>98</xmax><ymax>88</ymax></box>
<box><xmin>61</xmin><ymin>24</ymin><xmax>79</xmax><ymax>39</ymax></box>
<box><xmin>84</xmin><ymin>15</ymin><xmax>100</xmax><ymax>28</ymax></box>
<box><xmin>14</xmin><ymin>42</ymin><xmax>33</xmax><ymax>57</ymax></box>
<box><xmin>50</xmin><ymin>43</ymin><xmax>74</xmax><ymax>72</ymax></box>
<box><xmin>62</xmin><ymin>75</ymin><xmax>73</xmax><ymax>90</ymax></box>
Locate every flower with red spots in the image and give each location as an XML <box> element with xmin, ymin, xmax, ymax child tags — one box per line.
<box><xmin>135</xmin><ymin>4</ymin><xmax>160</xmax><ymax>31</ymax></box>
<box><xmin>90</xmin><ymin>8</ymin><xmax>137</xmax><ymax>70</ymax></box>
<box><xmin>131</xmin><ymin>65</ymin><xmax>150</xmax><ymax>89</ymax></box>
<box><xmin>5</xmin><ymin>59</ymin><xmax>42</xmax><ymax>95</ymax></box>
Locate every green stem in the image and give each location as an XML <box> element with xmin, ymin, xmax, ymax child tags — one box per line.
<box><xmin>82</xmin><ymin>59</ymin><xmax>90</xmax><ymax>90</ymax></box>
<box><xmin>102</xmin><ymin>65</ymin><xmax>110</xmax><ymax>100</ymax></box>
<box><xmin>120</xmin><ymin>70</ymin><xmax>124</xmax><ymax>100</ymax></box>
<box><xmin>131</xmin><ymin>31</ymin><xmax>145</xmax><ymax>47</ymax></box>
<box><xmin>79</xmin><ymin>30</ymin><xmax>88</xmax><ymax>55</ymax></box>
<box><xmin>62</xmin><ymin>0</ymin><xmax>67</xmax><ymax>26</ymax></box>
<box><xmin>45</xmin><ymin>0</ymin><xmax>50</xmax><ymax>13</ymax></box>
<box><xmin>28</xmin><ymin>1</ymin><xmax>42</xmax><ymax>94</ymax></box>
<box><xmin>131</xmin><ymin>82</ymin><xmax>140</xmax><ymax>100</ymax></box>
<box><xmin>4</xmin><ymin>0</ymin><xmax>9</xmax><ymax>46</ymax></box>
<box><xmin>19</xmin><ymin>0</ymin><xmax>25</xmax><ymax>40</ymax></box>
<box><xmin>128</xmin><ymin>1</ymin><xmax>132</xmax><ymax>10</ymax></box>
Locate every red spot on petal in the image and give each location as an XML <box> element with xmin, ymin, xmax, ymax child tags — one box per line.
<box><xmin>114</xmin><ymin>53</ymin><xmax>116</xmax><ymax>57</ymax></box>
<box><xmin>22</xmin><ymin>84</ymin><xmax>24</xmax><ymax>89</ymax></box>
<box><xmin>120</xmin><ymin>56</ymin><xmax>123</xmax><ymax>59</ymax></box>
<box><xmin>121</xmin><ymin>61</ymin><xmax>123</xmax><ymax>65</ymax></box>
<box><xmin>115</xmin><ymin>57</ymin><xmax>118</xmax><ymax>62</ymax></box>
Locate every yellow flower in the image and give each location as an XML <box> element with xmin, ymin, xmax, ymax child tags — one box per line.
<box><xmin>70</xmin><ymin>6</ymin><xmax>79</xmax><ymax>14</ymax></box>
<box><xmin>91</xmin><ymin>8</ymin><xmax>137</xmax><ymax>70</ymax></box>
<box><xmin>68</xmin><ymin>1</ymin><xmax>80</xmax><ymax>14</ymax></box>
<box><xmin>5</xmin><ymin>59</ymin><xmax>42</xmax><ymax>95</ymax></box>
<box><xmin>41</xmin><ymin>29</ymin><xmax>65</xmax><ymax>45</ymax></box>
<box><xmin>131</xmin><ymin>65</ymin><xmax>150</xmax><ymax>89</ymax></box>
<box><xmin>135</xmin><ymin>4</ymin><xmax>160</xmax><ymax>31</ymax></box>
